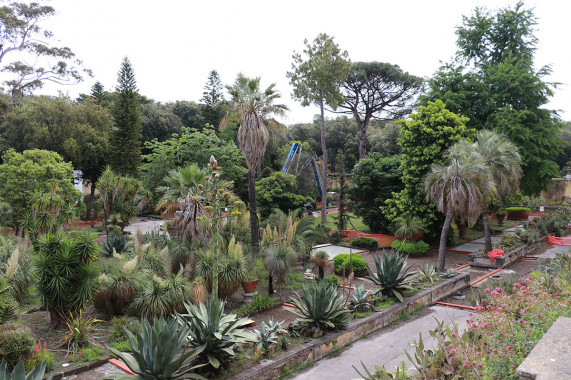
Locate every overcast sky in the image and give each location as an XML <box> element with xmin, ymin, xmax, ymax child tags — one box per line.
<box><xmin>30</xmin><ymin>0</ymin><xmax>571</xmax><ymax>124</ymax></box>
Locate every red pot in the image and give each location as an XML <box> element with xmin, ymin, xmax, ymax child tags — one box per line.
<box><xmin>242</xmin><ymin>280</ymin><xmax>258</xmax><ymax>293</ymax></box>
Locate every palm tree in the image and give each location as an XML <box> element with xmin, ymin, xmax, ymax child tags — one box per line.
<box><xmin>450</xmin><ymin>131</ymin><xmax>522</xmax><ymax>252</ymax></box>
<box><xmin>155</xmin><ymin>164</ymin><xmax>209</xmax><ymax>218</ymax></box>
<box><xmin>425</xmin><ymin>151</ymin><xmax>494</xmax><ymax>272</ymax></box>
<box><xmin>220</xmin><ymin>74</ymin><xmax>288</xmax><ymax>257</ymax></box>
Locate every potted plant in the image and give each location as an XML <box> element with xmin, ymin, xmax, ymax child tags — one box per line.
<box><xmin>495</xmin><ymin>210</ymin><xmax>507</xmax><ymax>225</ymax></box>
<box><xmin>242</xmin><ymin>259</ymin><xmax>260</xmax><ymax>293</ymax></box>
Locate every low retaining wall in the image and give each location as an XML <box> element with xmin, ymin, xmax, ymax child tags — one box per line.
<box><xmin>230</xmin><ymin>273</ymin><xmax>469</xmax><ymax>380</ymax></box>
<box><xmin>467</xmin><ymin>237</ymin><xmax>546</xmax><ymax>269</ymax></box>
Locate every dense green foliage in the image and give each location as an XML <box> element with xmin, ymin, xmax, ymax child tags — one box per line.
<box><xmin>338</xmin><ymin>61</ymin><xmax>423</xmax><ymax>159</ymax></box>
<box><xmin>350</xmin><ymin>237</ymin><xmax>379</xmax><ymax>250</ymax></box>
<box><xmin>351</xmin><ymin>153</ymin><xmax>403</xmax><ymax>233</ymax></box>
<box><xmin>426</xmin><ymin>3</ymin><xmax>562</xmax><ymax>195</ymax></box>
<box><xmin>109</xmin><ymin>58</ymin><xmax>143</xmax><ymax>176</ymax></box>
<box><xmin>332</xmin><ymin>253</ymin><xmax>368</xmax><ymax>274</ymax></box>
<box><xmin>0</xmin><ymin>324</ymin><xmax>34</xmax><ymax>370</ymax></box>
<box><xmin>384</xmin><ymin>100</ymin><xmax>474</xmax><ymax>238</ymax></box>
<box><xmin>0</xmin><ymin>149</ymin><xmax>79</xmax><ymax>231</ymax></box>
<box><xmin>391</xmin><ymin>240</ymin><xmax>430</xmax><ymax>256</ymax></box>
<box><xmin>35</xmin><ymin>231</ymin><xmax>100</xmax><ymax>329</ymax></box>
<box><xmin>142</xmin><ymin>127</ymin><xmax>247</xmax><ymax>201</ymax></box>
<box><xmin>505</xmin><ymin>206</ymin><xmax>531</xmax><ymax>212</ymax></box>
<box><xmin>256</xmin><ymin>172</ymin><xmax>308</xmax><ymax>218</ymax></box>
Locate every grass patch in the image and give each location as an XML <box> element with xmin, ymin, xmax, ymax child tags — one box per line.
<box><xmin>314</xmin><ymin>212</ymin><xmax>370</xmax><ymax>233</ymax></box>
<box><xmin>109</xmin><ymin>340</ymin><xmax>131</xmax><ymax>352</ymax></box>
<box><xmin>375</xmin><ymin>298</ymin><xmax>396</xmax><ymax>309</ymax></box>
<box><xmin>282</xmin><ymin>271</ymin><xmax>307</xmax><ymax>292</ymax></box>
<box><xmin>69</xmin><ymin>345</ymin><xmax>105</xmax><ymax>363</ymax></box>
<box><xmin>275</xmin><ymin>360</ymin><xmax>315</xmax><ymax>379</ymax></box>
<box><xmin>353</xmin><ymin>310</ymin><xmax>373</xmax><ymax>319</ymax></box>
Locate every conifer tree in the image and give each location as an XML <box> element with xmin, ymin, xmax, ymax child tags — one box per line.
<box><xmin>109</xmin><ymin>58</ymin><xmax>142</xmax><ymax>176</ymax></box>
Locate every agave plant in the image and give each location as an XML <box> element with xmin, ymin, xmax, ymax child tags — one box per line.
<box><xmin>350</xmin><ymin>285</ymin><xmax>372</xmax><ymax>312</ymax></box>
<box><xmin>284</xmin><ymin>281</ymin><xmax>351</xmax><ymax>334</ymax></box>
<box><xmin>0</xmin><ymin>359</ymin><xmax>53</xmax><ymax>380</ymax></box>
<box><xmin>102</xmin><ymin>234</ymin><xmax>130</xmax><ymax>258</ymax></box>
<box><xmin>366</xmin><ymin>250</ymin><xmax>414</xmax><ymax>302</ymax></box>
<box><xmin>104</xmin><ymin>317</ymin><xmax>206</xmax><ymax>380</ymax></box>
<box><xmin>253</xmin><ymin>319</ymin><xmax>286</xmax><ymax>354</ymax></box>
<box><xmin>178</xmin><ymin>298</ymin><xmax>256</xmax><ymax>368</ymax></box>
<box><xmin>0</xmin><ymin>279</ymin><xmax>16</xmax><ymax>324</ymax></box>
<box><xmin>418</xmin><ymin>264</ymin><xmax>438</xmax><ymax>283</ymax></box>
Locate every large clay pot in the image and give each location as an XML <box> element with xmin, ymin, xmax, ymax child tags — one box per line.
<box><xmin>242</xmin><ymin>280</ymin><xmax>258</xmax><ymax>293</ymax></box>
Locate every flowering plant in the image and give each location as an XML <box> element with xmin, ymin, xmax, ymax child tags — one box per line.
<box><xmin>488</xmin><ymin>248</ymin><xmax>504</xmax><ymax>263</ymax></box>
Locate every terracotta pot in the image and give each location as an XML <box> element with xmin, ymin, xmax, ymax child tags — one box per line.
<box><xmin>242</xmin><ymin>280</ymin><xmax>258</xmax><ymax>293</ymax></box>
<box><xmin>496</xmin><ymin>215</ymin><xmax>506</xmax><ymax>225</ymax></box>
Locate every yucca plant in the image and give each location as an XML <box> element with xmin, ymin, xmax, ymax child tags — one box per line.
<box><xmin>34</xmin><ymin>230</ymin><xmax>100</xmax><ymax>330</ymax></box>
<box><xmin>0</xmin><ymin>359</ymin><xmax>53</xmax><ymax>380</ymax></box>
<box><xmin>311</xmin><ymin>250</ymin><xmax>329</xmax><ymax>280</ymax></box>
<box><xmin>102</xmin><ymin>234</ymin><xmax>130</xmax><ymax>258</ymax></box>
<box><xmin>130</xmin><ymin>271</ymin><xmax>191</xmax><ymax>320</ymax></box>
<box><xmin>366</xmin><ymin>250</ymin><xmax>414</xmax><ymax>302</ymax></box>
<box><xmin>61</xmin><ymin>311</ymin><xmax>102</xmax><ymax>354</ymax></box>
<box><xmin>0</xmin><ymin>279</ymin><xmax>16</xmax><ymax>325</ymax></box>
<box><xmin>418</xmin><ymin>264</ymin><xmax>438</xmax><ymax>284</ymax></box>
<box><xmin>284</xmin><ymin>281</ymin><xmax>351</xmax><ymax>334</ymax></box>
<box><xmin>253</xmin><ymin>319</ymin><xmax>286</xmax><ymax>355</ymax></box>
<box><xmin>263</xmin><ymin>244</ymin><xmax>296</xmax><ymax>295</ymax></box>
<box><xmin>104</xmin><ymin>317</ymin><xmax>206</xmax><ymax>380</ymax></box>
<box><xmin>95</xmin><ymin>257</ymin><xmax>141</xmax><ymax>317</ymax></box>
<box><xmin>177</xmin><ymin>298</ymin><xmax>256</xmax><ymax>368</ymax></box>
<box><xmin>350</xmin><ymin>285</ymin><xmax>372</xmax><ymax>312</ymax></box>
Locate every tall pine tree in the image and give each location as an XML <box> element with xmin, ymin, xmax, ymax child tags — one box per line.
<box><xmin>109</xmin><ymin>58</ymin><xmax>142</xmax><ymax>176</ymax></box>
<box><xmin>201</xmin><ymin>70</ymin><xmax>225</xmax><ymax>126</ymax></box>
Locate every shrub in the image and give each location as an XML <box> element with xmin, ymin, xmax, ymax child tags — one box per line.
<box><xmin>391</xmin><ymin>240</ymin><xmax>430</xmax><ymax>256</ymax></box>
<box><xmin>328</xmin><ymin>231</ymin><xmax>343</xmax><ymax>244</ymax></box>
<box><xmin>350</xmin><ymin>237</ymin><xmax>378</xmax><ymax>250</ymax></box>
<box><xmin>62</xmin><ymin>311</ymin><xmax>101</xmax><ymax>353</ymax></box>
<box><xmin>0</xmin><ymin>324</ymin><xmax>34</xmax><ymax>369</ymax></box>
<box><xmin>505</xmin><ymin>206</ymin><xmax>531</xmax><ymax>212</ymax></box>
<box><xmin>285</xmin><ymin>281</ymin><xmax>351</xmax><ymax>334</ymax></box>
<box><xmin>322</xmin><ymin>275</ymin><xmax>340</xmax><ymax>288</ymax></box>
<box><xmin>238</xmin><ymin>294</ymin><xmax>277</xmax><ymax>315</ymax></box>
<box><xmin>111</xmin><ymin>316</ymin><xmax>141</xmax><ymax>341</ymax></box>
<box><xmin>496</xmin><ymin>233</ymin><xmax>523</xmax><ymax>251</ymax></box>
<box><xmin>130</xmin><ymin>272</ymin><xmax>191</xmax><ymax>320</ymax></box>
<box><xmin>332</xmin><ymin>254</ymin><xmax>368</xmax><ymax>275</ymax></box>
<box><xmin>24</xmin><ymin>339</ymin><xmax>54</xmax><ymax>373</ymax></box>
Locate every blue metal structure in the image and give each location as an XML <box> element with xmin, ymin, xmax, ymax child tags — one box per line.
<box><xmin>281</xmin><ymin>143</ymin><xmax>322</xmax><ymax>196</ymax></box>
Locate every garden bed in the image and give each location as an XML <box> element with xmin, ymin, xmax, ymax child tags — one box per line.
<box><xmin>467</xmin><ymin>236</ymin><xmax>547</xmax><ymax>268</ymax></box>
<box><xmin>229</xmin><ymin>273</ymin><xmax>469</xmax><ymax>380</ymax></box>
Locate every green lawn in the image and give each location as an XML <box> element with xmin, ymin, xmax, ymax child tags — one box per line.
<box><xmin>313</xmin><ymin>212</ymin><xmax>370</xmax><ymax>233</ymax></box>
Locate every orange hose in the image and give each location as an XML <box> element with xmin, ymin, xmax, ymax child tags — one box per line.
<box><xmin>435</xmin><ymin>301</ymin><xmax>477</xmax><ymax>311</ymax></box>
<box><xmin>453</xmin><ymin>264</ymin><xmax>470</xmax><ymax>271</ymax></box>
<box><xmin>470</xmin><ymin>268</ymin><xmax>502</xmax><ymax>286</ymax></box>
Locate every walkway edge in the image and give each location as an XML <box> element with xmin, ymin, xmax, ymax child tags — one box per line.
<box><xmin>229</xmin><ymin>273</ymin><xmax>469</xmax><ymax>380</ymax></box>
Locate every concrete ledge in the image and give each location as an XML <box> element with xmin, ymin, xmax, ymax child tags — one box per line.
<box><xmin>229</xmin><ymin>273</ymin><xmax>469</xmax><ymax>380</ymax></box>
<box><xmin>516</xmin><ymin>316</ymin><xmax>571</xmax><ymax>380</ymax></box>
<box><xmin>467</xmin><ymin>236</ymin><xmax>546</xmax><ymax>268</ymax></box>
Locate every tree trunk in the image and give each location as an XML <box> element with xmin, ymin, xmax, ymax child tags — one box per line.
<box><xmin>319</xmin><ymin>266</ymin><xmax>324</xmax><ymax>280</ymax></box>
<box><xmin>438</xmin><ymin>210</ymin><xmax>454</xmax><ymax>273</ymax></box>
<box><xmin>90</xmin><ymin>180</ymin><xmax>96</xmax><ymax>202</ymax></box>
<box><xmin>358</xmin><ymin>119</ymin><xmax>367</xmax><ymax>160</ymax></box>
<box><xmin>248</xmin><ymin>170</ymin><xmax>259</xmax><ymax>257</ymax></box>
<box><xmin>48</xmin><ymin>307</ymin><xmax>63</xmax><ymax>331</ymax></box>
<box><xmin>319</xmin><ymin>97</ymin><xmax>328</xmax><ymax>225</ymax></box>
<box><xmin>482</xmin><ymin>211</ymin><xmax>493</xmax><ymax>253</ymax></box>
<box><xmin>268</xmin><ymin>273</ymin><xmax>274</xmax><ymax>295</ymax></box>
